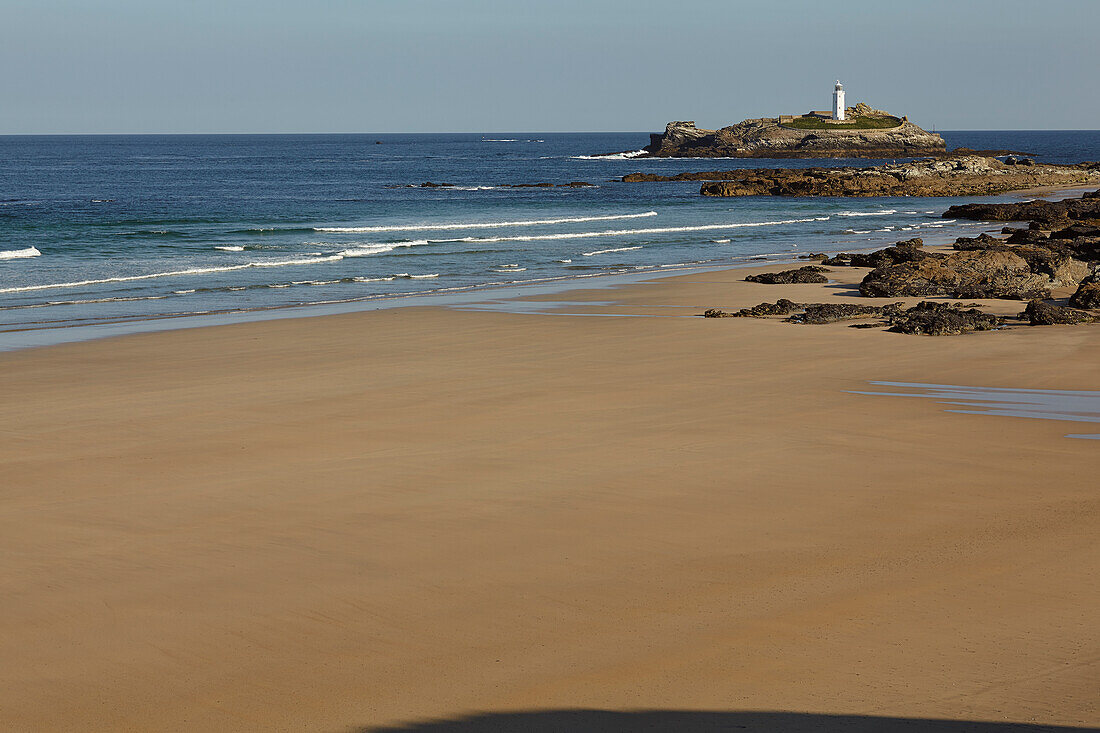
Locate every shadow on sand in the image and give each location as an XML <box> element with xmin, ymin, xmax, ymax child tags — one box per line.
<box><xmin>360</xmin><ymin>710</ymin><xmax>1098</xmax><ymax>732</ymax></box>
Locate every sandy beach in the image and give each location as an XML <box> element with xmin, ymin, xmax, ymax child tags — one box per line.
<box><xmin>1</xmin><ymin>255</ymin><xmax>1098</xmax><ymax>731</ymax></box>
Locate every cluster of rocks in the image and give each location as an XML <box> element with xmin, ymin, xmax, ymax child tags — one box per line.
<box><xmin>944</xmin><ymin>189</ymin><xmax>1100</xmax><ymax>230</ymax></box>
<box><xmin>634</xmin><ymin>117</ymin><xmax>946</xmax><ymax>159</ymax></box>
<box><xmin>703</xmin><ymin>299</ymin><xmax>1003</xmax><ymax>335</ymax></box>
<box><xmin>705</xmin><ymin>190</ymin><xmax>1100</xmax><ymax>335</ymax></box>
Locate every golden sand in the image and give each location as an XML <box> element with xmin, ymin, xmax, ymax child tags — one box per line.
<box><xmin>1</xmin><ymin>259</ymin><xmax>1097</xmax><ymax>730</ymax></box>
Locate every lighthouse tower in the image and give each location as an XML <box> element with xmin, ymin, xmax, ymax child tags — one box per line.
<box><xmin>832</xmin><ymin>80</ymin><xmax>846</xmax><ymax>121</ymax></box>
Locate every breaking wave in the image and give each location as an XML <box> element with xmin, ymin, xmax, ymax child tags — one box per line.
<box><xmin>454</xmin><ymin>217</ymin><xmax>825</xmax><ymax>243</ymax></box>
<box><xmin>583</xmin><ymin>246</ymin><xmax>643</xmax><ymax>256</ymax></box>
<box><xmin>0</xmin><ymin>246</ymin><xmax>42</xmax><ymax>260</ymax></box>
<box><xmin>314</xmin><ymin>211</ymin><xmax>659</xmax><ymax>233</ymax></box>
<box><xmin>0</xmin><ymin>255</ymin><xmax>346</xmax><ymax>294</ymax></box>
<box><xmin>570</xmin><ymin>150</ymin><xmax>648</xmax><ymax>160</ymax></box>
<box><xmin>835</xmin><ymin>209</ymin><xmax>898</xmax><ymax>217</ymax></box>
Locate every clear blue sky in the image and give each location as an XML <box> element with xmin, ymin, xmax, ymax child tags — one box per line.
<box><xmin>1</xmin><ymin>0</ymin><xmax>1095</xmax><ymax>134</ymax></box>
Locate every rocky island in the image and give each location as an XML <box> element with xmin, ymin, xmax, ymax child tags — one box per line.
<box><xmin>642</xmin><ymin>107</ymin><xmax>947</xmax><ymax>159</ymax></box>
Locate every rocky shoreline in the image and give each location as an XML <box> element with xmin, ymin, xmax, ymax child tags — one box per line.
<box><xmin>622</xmin><ymin>156</ymin><xmax>1100</xmax><ymax>198</ymax></box>
<box><xmin>702</xmin><ymin>190</ymin><xmax>1100</xmax><ymax>335</ymax></box>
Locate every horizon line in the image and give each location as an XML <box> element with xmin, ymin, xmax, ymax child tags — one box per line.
<box><xmin>2</xmin><ymin>128</ymin><xmax>1099</xmax><ymax>137</ymax></box>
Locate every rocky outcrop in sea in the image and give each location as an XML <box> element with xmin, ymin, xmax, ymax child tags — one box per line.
<box><xmin>622</xmin><ymin>157</ymin><xmax>1100</xmax><ymax>198</ymax></box>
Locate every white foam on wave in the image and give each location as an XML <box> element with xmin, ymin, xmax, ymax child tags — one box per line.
<box><xmin>0</xmin><ymin>255</ymin><xmax>345</xmax><ymax>294</ymax></box>
<box><xmin>393</xmin><ymin>273</ymin><xmax>439</xmax><ymax>279</ymax></box>
<box><xmin>836</xmin><ymin>209</ymin><xmax>898</xmax><ymax>217</ymax></box>
<box><xmin>0</xmin><ymin>246</ymin><xmax>42</xmax><ymax>260</ymax></box>
<box><xmin>570</xmin><ymin>149</ymin><xmax>648</xmax><ymax>160</ymax></box>
<box><xmin>483</xmin><ymin>138</ymin><xmax>518</xmax><ymax>142</ymax></box>
<box><xmin>455</xmin><ymin>216</ymin><xmax>823</xmax><ymax>244</ymax></box>
<box><xmin>583</xmin><ymin>246</ymin><xmax>643</xmax><ymax>256</ymax></box>
<box><xmin>315</xmin><ymin>211</ymin><xmax>658</xmax><ymax>233</ymax></box>
<box><xmin>214</xmin><ymin>245</ymin><xmax>245</xmax><ymax>252</ymax></box>
<box><xmin>712</xmin><ymin>238</ymin><xmax>731</xmax><ymax>243</ymax></box>
<box><xmin>333</xmin><ymin>239</ymin><xmax>430</xmax><ymax>258</ymax></box>
<box><xmin>492</xmin><ymin>267</ymin><xmax>527</xmax><ymax>273</ymax></box>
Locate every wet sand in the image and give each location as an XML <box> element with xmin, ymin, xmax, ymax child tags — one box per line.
<box><xmin>1</xmin><ymin>259</ymin><xmax>1097</xmax><ymax>731</ymax></box>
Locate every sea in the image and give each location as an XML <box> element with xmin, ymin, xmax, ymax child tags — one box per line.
<box><xmin>1</xmin><ymin>130</ymin><xmax>1098</xmax><ymax>349</ymax></box>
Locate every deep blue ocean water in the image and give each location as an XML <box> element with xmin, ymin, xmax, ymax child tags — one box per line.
<box><xmin>1</xmin><ymin>131</ymin><xmax>1097</xmax><ymax>343</ymax></box>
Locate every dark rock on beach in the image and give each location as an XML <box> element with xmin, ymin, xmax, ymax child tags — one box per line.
<box><xmin>1069</xmin><ymin>275</ymin><xmax>1100</xmax><ymax>309</ymax></box>
<box><xmin>1020</xmin><ymin>300</ymin><xmax>1096</xmax><ymax>326</ymax></box>
<box><xmin>859</xmin><ymin>250</ymin><xmax>1053</xmax><ymax>300</ymax></box>
<box><xmin>730</xmin><ymin>299</ymin><xmax>803</xmax><ymax>317</ymax></box>
<box><xmin>785</xmin><ymin>303</ymin><xmax>894</xmax><ymax>324</ymax></box>
<box><xmin>847</xmin><ymin>239</ymin><xmax>928</xmax><ymax>269</ymax></box>
<box><xmin>745</xmin><ymin>266</ymin><xmax>829</xmax><ymax>284</ymax></box>
<box><xmin>887</xmin><ymin>301</ymin><xmax>1004</xmax><ymax>336</ymax></box>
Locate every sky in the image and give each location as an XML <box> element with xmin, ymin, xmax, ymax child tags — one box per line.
<box><xmin>1</xmin><ymin>0</ymin><xmax>1096</xmax><ymax>134</ymax></box>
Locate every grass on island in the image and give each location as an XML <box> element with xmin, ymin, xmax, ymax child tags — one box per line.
<box><xmin>781</xmin><ymin>115</ymin><xmax>903</xmax><ymax>130</ymax></box>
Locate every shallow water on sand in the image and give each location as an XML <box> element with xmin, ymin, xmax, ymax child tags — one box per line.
<box><xmin>852</xmin><ymin>382</ymin><xmax>1100</xmax><ymax>440</ymax></box>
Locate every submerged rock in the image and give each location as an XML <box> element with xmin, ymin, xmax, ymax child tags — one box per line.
<box><xmin>745</xmin><ymin>266</ymin><xmax>829</xmax><ymax>284</ymax></box>
<box><xmin>887</xmin><ymin>301</ymin><xmax>1004</xmax><ymax>335</ymax></box>
<box><xmin>1020</xmin><ymin>300</ymin><xmax>1096</xmax><ymax>325</ymax></box>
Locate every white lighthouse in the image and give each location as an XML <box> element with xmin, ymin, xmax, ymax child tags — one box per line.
<box><xmin>832</xmin><ymin>80</ymin><xmax>846</xmax><ymax>121</ymax></box>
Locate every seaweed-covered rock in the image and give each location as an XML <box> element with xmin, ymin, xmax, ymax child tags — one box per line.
<box><xmin>848</xmin><ymin>239</ymin><xmax>928</xmax><ymax>268</ymax></box>
<box><xmin>887</xmin><ymin>301</ymin><xmax>1004</xmax><ymax>335</ymax></box>
<box><xmin>1020</xmin><ymin>300</ymin><xmax>1096</xmax><ymax>325</ymax></box>
<box><xmin>785</xmin><ymin>303</ymin><xmax>891</xmax><ymax>324</ymax></box>
<box><xmin>952</xmin><ymin>233</ymin><xmax>1003</xmax><ymax>249</ymax></box>
<box><xmin>730</xmin><ymin>299</ymin><xmax>803</xmax><ymax>317</ymax></box>
<box><xmin>860</xmin><ymin>250</ymin><xmax>1052</xmax><ymax>300</ymax></box>
<box><xmin>1069</xmin><ymin>275</ymin><xmax>1100</xmax><ymax>309</ymax></box>
<box><xmin>703</xmin><ymin>309</ymin><xmax>736</xmax><ymax>318</ymax></box>
<box><xmin>745</xmin><ymin>266</ymin><xmax>829</xmax><ymax>284</ymax></box>
<box><xmin>822</xmin><ymin>253</ymin><xmax>853</xmax><ymax>266</ymax></box>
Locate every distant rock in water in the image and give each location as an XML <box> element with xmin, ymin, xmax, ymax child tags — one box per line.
<box><xmin>637</xmin><ymin>110</ymin><xmax>946</xmax><ymax>159</ymax></box>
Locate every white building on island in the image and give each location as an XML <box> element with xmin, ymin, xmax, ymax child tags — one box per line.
<box><xmin>832</xmin><ymin>80</ymin><xmax>846</xmax><ymax>121</ymax></box>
